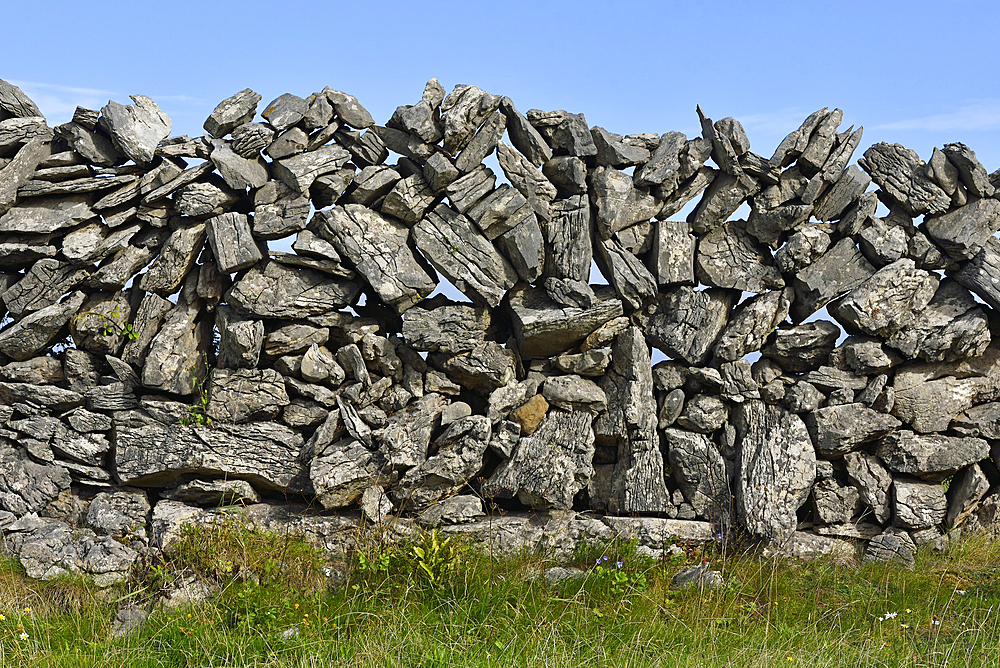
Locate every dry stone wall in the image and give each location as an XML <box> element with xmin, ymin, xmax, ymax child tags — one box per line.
<box><xmin>1</xmin><ymin>77</ymin><xmax>1000</xmax><ymax>581</ymax></box>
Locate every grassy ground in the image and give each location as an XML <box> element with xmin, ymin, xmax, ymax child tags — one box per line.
<box><xmin>1</xmin><ymin>518</ymin><xmax>999</xmax><ymax>667</ymax></box>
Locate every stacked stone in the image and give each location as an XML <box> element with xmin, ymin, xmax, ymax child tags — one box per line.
<box><xmin>1</xmin><ymin>77</ymin><xmax>999</xmax><ymax>583</ymax></box>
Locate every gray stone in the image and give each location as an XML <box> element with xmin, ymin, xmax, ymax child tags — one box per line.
<box><xmin>811</xmin><ymin>477</ymin><xmax>861</xmax><ymax>525</ymax></box>
<box><xmin>761</xmin><ymin>321</ymin><xmax>840</xmax><ymax>373</ymax></box>
<box><xmin>455</xmin><ymin>110</ymin><xmax>505</xmax><ymax>173</ymax></box>
<box><xmin>893</xmin><ymin>478</ymin><xmax>947</xmax><ymax>530</ymax></box>
<box><xmin>676</xmin><ymin>395</ymin><xmax>727</xmax><ymax>433</ymax></box>
<box><xmin>496</xmin><ymin>141</ymin><xmax>557</xmax><ymax>202</ymax></box>
<box><xmin>506</xmin><ymin>284</ymin><xmax>623</xmax><ymax>360</ymax></box>
<box><xmin>672</xmin><ymin>563</ymin><xmax>724</xmax><ymax>590</ymax></box>
<box><xmin>309</xmin><ymin>438</ymin><xmax>387</xmax><ymax>510</ymax></box>
<box><xmin>346</xmin><ymin>165</ymin><xmax>400</xmax><ymax>206</ymax></box>
<box><xmin>924</xmin><ymin>198</ymin><xmax>1000</xmax><ymax>261</ymax></box>
<box><xmin>714</xmin><ymin>288</ymin><xmax>793</xmax><ymax>363</ymax></box>
<box><xmin>804</xmin><ymin>403</ymin><xmax>901</xmax><ymax>458</ymax></box>
<box><xmin>115</xmin><ymin>409</ymin><xmax>309</xmax><ymax>492</ymax></box>
<box><xmin>858</xmin><ymin>143</ymin><xmax>950</xmax><ymax>216</ymax></box>
<box><xmin>828</xmin><ymin>258</ymin><xmax>938</xmax><ymax>338</ymax></box>
<box><xmin>227</xmin><ymin>261</ymin><xmax>361</xmax><ymax>319</ymax></box>
<box><xmin>942</xmin><ymin>143</ymin><xmax>995</xmax><ymax>198</ymax></box>
<box><xmin>273</xmin><ymin>145</ymin><xmax>351</xmax><ymax>194</ymax></box>
<box><xmin>313</xmin><ymin>205</ymin><xmax>435</xmax><ymax>313</ymax></box>
<box><xmin>648</xmin><ymin>220</ymin><xmax>696</xmax><ymax>286</ymax></box>
<box><xmin>138</xmin><ymin>222</ymin><xmax>207</xmax><ymax>296</ymax></box>
<box><xmin>434</xmin><ymin>341</ymin><xmax>516</xmax><ymax>393</ymax></box>
<box><xmin>542</xmin><ymin>375</ymin><xmax>607</xmax><ymax>414</ymax></box>
<box><xmin>0</xmin><ymin>291</ymin><xmax>86</xmax><ymax>361</ymax></box>
<box><xmin>876</xmin><ymin>431</ymin><xmax>988</xmax><ymax>483</ymax></box>
<box><xmin>858</xmin><ymin>218</ymin><xmax>908</xmax><ymax>267</ymax></box>
<box><xmin>86</xmin><ymin>489</ymin><xmax>150</xmax><ymax>543</ymax></box>
<box><xmin>1</xmin><ymin>357</ymin><xmax>64</xmax><ymax>385</ymax></box>
<box><xmin>466</xmin><ymin>184</ymin><xmax>534</xmax><ymax>240</ymax></box>
<box><xmin>206</xmin><ymin>212</ymin><xmax>262</xmax><ymax>274</ymax></box>
<box><xmin>552</xmin><ymin>350</ymin><xmax>611</xmax><ymax>377</ymax></box>
<box><xmin>439</xmin><ymin>85</ymin><xmax>501</xmax><ymax>155</ymax></box>
<box><xmin>791</xmin><ymin>237</ymin><xmax>876</xmax><ymax>322</ymax></box>
<box><xmin>393</xmin><ymin>415</ymin><xmax>490</xmax><ymax>510</ymax></box>
<box><xmin>0</xmin><ymin>446</ymin><xmax>71</xmax><ymax>515</ymax></box>
<box><xmin>733</xmin><ymin>401</ymin><xmax>815</xmax><ymax>546</ymax></box>
<box><xmin>665</xmin><ymin>428</ymin><xmax>732</xmax><ymax>530</ymax></box>
<box><xmin>863</xmin><ymin>531</ymin><xmax>915</xmax><ymax>568</ymax></box>
<box><xmin>883</xmin><ymin>280</ymin><xmax>989</xmax><ymax>363</ymax></box>
<box><xmin>413</xmin><ymin>204</ymin><xmax>516</xmax><ymax>307</ymax></box>
<box><xmin>687</xmin><ymin>171</ymin><xmax>758</xmax><ymax>236</ymax></box>
<box><xmin>954</xmin><ymin>236</ymin><xmax>1000</xmax><ymax>311</ymax></box>
<box><xmin>231</xmin><ymin>122</ymin><xmax>274</xmax><ymax>158</ymax></box>
<box><xmin>206</xmin><ymin>368</ymin><xmax>289</xmax><ymax>424</ymax></box>
<box><xmin>100</xmin><ymin>95</ymin><xmax>171</xmax><ymax>164</ymax></box>
<box><xmin>634</xmin><ymin>131</ymin><xmax>686</xmax><ymax>189</ymax></box>
<box><xmin>141</xmin><ymin>295</ymin><xmax>211</xmax><ymax>396</ymax></box>
<box><xmin>210</xmin><ymin>139</ymin><xmax>268</xmax><ymax>190</ymax></box>
<box><xmin>401</xmin><ymin>304</ymin><xmax>491</xmax><ymax>354</ymax></box>
<box><xmin>4</xmin><ymin>259</ymin><xmax>89</xmax><ymax>318</ymax></box>
<box><xmin>484</xmin><ymin>410</ymin><xmax>594</xmax><ymax>510</ymax></box>
<box><xmin>746</xmin><ymin>203</ymin><xmax>813</xmax><ymax>248</ymax></box>
<box><xmin>640</xmin><ymin>286</ymin><xmax>735</xmax><ymax>366</ymax></box>
<box><xmin>0</xmin><ymin>194</ymin><xmax>94</xmax><ymax>234</ymax></box>
<box><xmin>422</xmin><ymin>153</ymin><xmax>460</xmax><ymax>192</ymax></box>
<box><xmin>946</xmin><ymin>464</ymin><xmax>990</xmax><ymax>530</ymax></box>
<box><xmin>501</xmin><ymin>97</ymin><xmax>552</xmax><ymax>167</ymax></box>
<box><xmin>324</xmin><ymin>88</ymin><xmax>374</xmax><ymax>129</ymax></box>
<box><xmin>695</xmin><ymin>220</ymin><xmax>785</xmax><ymax>293</ymax></box>
<box><xmin>813</xmin><ymin>165</ymin><xmax>871</xmax><ymax>221</ymax></box>
<box><xmin>591</xmin><ymin>126</ymin><xmax>649</xmax><ymax>168</ymax></box>
<box><xmin>783</xmin><ymin>382</ymin><xmax>823</xmax><ymax>413</ymax></box>
<box><xmin>381</xmin><ymin>173</ymin><xmax>436</xmax><ymax>225</ymax></box>
<box><xmin>443</xmin><ymin>165</ymin><xmax>495</xmax><ymax>213</ymax></box>
<box><xmin>204</xmin><ymin>89</ymin><xmax>261</xmax><ymax>138</ymax></box>
<box><xmin>260</xmin><ymin>93</ymin><xmax>306</xmax><ymax>132</ymax></box>
<box><xmin>843</xmin><ymin>451</ymin><xmax>893</xmax><ymax>524</ymax></box>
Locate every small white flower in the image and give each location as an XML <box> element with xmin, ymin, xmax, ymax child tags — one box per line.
<box><xmin>18</xmin><ymin>632</ymin><xmax>27</xmax><ymax>641</ymax></box>
<box><xmin>956</xmin><ymin>589</ymin><xmax>967</xmax><ymax>595</ymax></box>
<box><xmin>932</xmin><ymin>619</ymin><xmax>941</xmax><ymax>626</ymax></box>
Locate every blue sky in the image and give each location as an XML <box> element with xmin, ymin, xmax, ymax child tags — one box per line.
<box><xmin>8</xmin><ymin>0</ymin><xmax>1000</xmax><ymax>171</ymax></box>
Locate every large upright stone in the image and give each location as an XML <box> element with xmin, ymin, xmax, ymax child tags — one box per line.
<box><xmin>687</xmin><ymin>172</ymin><xmax>758</xmax><ymax>235</ymax></box>
<box><xmin>714</xmin><ymin>288</ymin><xmax>793</xmax><ymax>362</ymax></box>
<box><xmin>141</xmin><ymin>298</ymin><xmax>211</xmax><ymax>396</ymax></box>
<box><xmin>439</xmin><ymin>85</ymin><xmax>501</xmax><ymax>155</ymax></box>
<box><xmin>649</xmin><ymin>220</ymin><xmax>696</xmax><ymax>286</ymax></box>
<box><xmin>733</xmin><ymin>401</ymin><xmax>816</xmax><ymax>546</ymax></box>
<box><xmin>314</xmin><ymin>205</ymin><xmax>436</xmax><ymax>313</ymax></box>
<box><xmin>0</xmin><ymin>138</ymin><xmax>48</xmax><ymax>216</ymax></box>
<box><xmin>599</xmin><ymin>327</ymin><xmax>672</xmax><ymax>515</ymax></box>
<box><xmin>923</xmin><ymin>198</ymin><xmax>1000</xmax><ymax>261</ymax></box>
<box><xmin>138</xmin><ymin>223</ymin><xmax>207</xmax><ymax>296</ymax></box>
<box><xmin>545</xmin><ymin>195</ymin><xmax>592</xmax><ymax>283</ymax></box>
<box><xmin>206</xmin><ymin>213</ymin><xmax>262</xmax><ymax>274</ymax></box>
<box><xmin>100</xmin><ymin>95</ymin><xmax>172</xmax><ymax>164</ymax></box>
<box><xmin>226</xmin><ymin>261</ymin><xmax>361</xmax><ymax>319</ymax></box>
<box><xmin>413</xmin><ymin>204</ymin><xmax>516</xmax><ymax>307</ymax></box>
<box><xmin>665</xmin><ymin>428</ymin><xmax>732</xmax><ymax>531</ymax></box>
<box><xmin>954</xmin><ymin>237</ymin><xmax>1000</xmax><ymax>311</ymax></box>
<box><xmin>593</xmin><ymin>236</ymin><xmax>657</xmax><ymax>310</ymax></box>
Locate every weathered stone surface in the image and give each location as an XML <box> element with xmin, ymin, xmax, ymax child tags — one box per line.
<box><xmin>466</xmin><ymin>184</ymin><xmax>533</xmax><ymax>241</ymax></box>
<box><xmin>863</xmin><ymin>531</ymin><xmax>915</xmax><ymax>568</ymax></box>
<box><xmin>435</xmin><ymin>341</ymin><xmax>516</xmax><ymax>393</ymax></box>
<box><xmin>413</xmin><ymin>204</ymin><xmax>516</xmax><ymax>307</ymax></box>
<box><xmin>120</xmin><ymin>293</ymin><xmax>172</xmax><ymax>369</ymax></box>
<box><xmin>687</xmin><ymin>172</ymin><xmax>758</xmax><ymax>235</ymax></box>
<box><xmin>591</xmin><ymin>126</ymin><xmax>649</xmax><ymax>169</ymax></box>
<box><xmin>713</xmin><ymin>289</ymin><xmax>792</xmax><ymax>363</ymax></box>
<box><xmin>273</xmin><ymin>145</ymin><xmax>351</xmax><ymax>194</ymax></box>
<box><xmin>381</xmin><ymin>173</ymin><xmax>436</xmax><ymax>224</ymax></box>
<box><xmin>440</xmin><ymin>85</ymin><xmax>501</xmax><ymax>155</ymax></box>
<box><xmin>954</xmin><ymin>237</ymin><xmax>1000</xmax><ymax>311</ymax></box>
<box><xmin>892</xmin><ymin>478</ymin><xmax>947</xmax><ymax>530</ymax></box>
<box><xmin>634</xmin><ymin>132</ymin><xmax>686</xmax><ymax>189</ymax></box>
<box><xmin>114</xmin><ymin>409</ymin><xmax>309</xmax><ymax>493</ymax></box>
<box><xmin>3</xmin><ymin>259</ymin><xmax>89</xmax><ymax>318</ymax></box>
<box><xmin>443</xmin><ymin>165</ymin><xmax>495</xmax><ymax>213</ymax></box>
<box><xmin>843</xmin><ymin>451</ymin><xmax>893</xmax><ymax>524</ymax></box>
<box><xmin>676</xmin><ymin>395</ymin><xmax>728</xmax><ymax>433</ymax></box>
<box><xmin>141</xmin><ymin>297</ymin><xmax>209</xmax><ymax>397</ymax></box>
<box><xmin>0</xmin><ymin>446</ymin><xmax>71</xmax><ymax>515</ymax></box>
<box><xmin>696</xmin><ymin>219</ymin><xmax>783</xmax><ymax>293</ymax></box>
<box><xmin>812</xmin><ymin>165</ymin><xmax>871</xmax><ymax>221</ymax></box>
<box><xmin>204</xmin><ymin>89</ymin><xmax>261</xmax><ymax>138</ymax></box>
<box><xmin>0</xmin><ymin>356</ymin><xmax>64</xmax><ymax>385</ymax></box>
<box><xmin>648</xmin><ymin>220</ymin><xmax>695</xmax><ymax>286</ymax></box>
<box><xmin>552</xmin><ymin>350</ymin><xmax>611</xmax><ymax>377</ymax></box>
<box><xmin>924</xmin><ymin>198</ymin><xmax>1000</xmax><ymax>261</ymax></box>
<box><xmin>162</xmin><ymin>479</ymin><xmax>260</xmax><ymax>506</ymax></box>
<box><xmin>138</xmin><ymin>223</ymin><xmax>207</xmax><ymax>296</ymax></box>
<box><xmin>227</xmin><ymin>261</ymin><xmax>361</xmax><ymax>319</ymax></box>
<box><xmin>828</xmin><ymin>258</ymin><xmax>938</xmax><ymax>338</ymax></box>
<box><xmin>811</xmin><ymin>477</ymin><xmax>861</xmax><ymax>525</ymax></box>
<box><xmin>665</xmin><ymin>428</ymin><xmax>731</xmax><ymax>530</ymax></box>
<box><xmin>791</xmin><ymin>238</ymin><xmax>876</xmax><ymax>322</ymax></box>
<box><xmin>205</xmin><ymin>368</ymin><xmax>290</xmax><ymax>424</ymax></box>
<box><xmin>501</xmin><ymin>97</ymin><xmax>552</xmax><ymax>167</ymax></box>
<box><xmin>875</xmin><ymin>431</ymin><xmax>988</xmax><ymax>483</ymax></box>
<box><xmin>804</xmin><ymin>402</ymin><xmax>903</xmax><ymax>458</ymax></box>
<box><xmin>314</xmin><ymin>205</ymin><xmax>435</xmax><ymax>313</ymax></box>
<box><xmin>261</xmin><ymin>93</ymin><xmax>306</xmax><ymax>132</ymax></box>
<box><xmin>324</xmin><ymin>88</ymin><xmax>374</xmax><ymax>129</ymax></box>
<box><xmin>484</xmin><ymin>410</ymin><xmax>595</xmax><ymax>510</ymax></box>
<box><xmin>946</xmin><ymin>464</ymin><xmax>990</xmax><ymax>529</ymax></box>
<box><xmin>761</xmin><ymin>321</ymin><xmax>840</xmax><ymax>373</ymax></box>
<box><xmin>401</xmin><ymin>304</ymin><xmax>491</xmax><ymax>354</ymax></box>
<box><xmin>0</xmin><ymin>195</ymin><xmax>94</xmax><ymax>234</ymax></box>
<box><xmin>496</xmin><ymin>141</ymin><xmax>557</xmax><ymax>202</ymax></box>
<box><xmin>0</xmin><ymin>139</ymin><xmax>49</xmax><ymax>215</ymax></box>
<box><xmin>309</xmin><ymin>438</ymin><xmax>387</xmax><ymax>510</ymax></box>
<box><xmin>882</xmin><ymin>279</ymin><xmax>989</xmax><ymax>363</ymax></box>
<box><xmin>733</xmin><ymin>401</ymin><xmax>815</xmax><ymax>546</ymax></box>
<box><xmin>593</xmin><ymin>236</ymin><xmax>656</xmax><ymax>309</ymax></box>
<box><xmin>100</xmin><ymin>95</ymin><xmax>172</xmax><ymax>164</ymax></box>
<box><xmin>640</xmin><ymin>286</ymin><xmax>735</xmax><ymax>366</ymax></box>
<box><xmin>541</xmin><ymin>375</ymin><xmax>607</xmax><ymax>414</ymax></box>
<box><xmin>507</xmin><ymin>284</ymin><xmax>623</xmax><ymax>359</ymax></box>
<box><xmin>210</xmin><ymin>139</ymin><xmax>268</xmax><ymax>190</ymax></box>
<box><xmin>942</xmin><ymin>142</ymin><xmax>994</xmax><ymax>198</ymax></box>
<box><xmin>3</xmin><ymin>514</ymin><xmax>138</xmax><ymax>586</ymax></box>
<box><xmin>455</xmin><ymin>110</ymin><xmax>505</xmax><ymax>173</ymax></box>
<box><xmin>0</xmin><ymin>291</ymin><xmax>85</xmax><ymax>361</ymax></box>
<box><xmin>206</xmin><ymin>212</ymin><xmax>261</xmax><ymax>274</ymax></box>
<box><xmin>858</xmin><ymin>143</ymin><xmax>950</xmax><ymax>216</ymax></box>
<box><xmin>393</xmin><ymin>415</ymin><xmax>490</xmax><ymax>509</ymax></box>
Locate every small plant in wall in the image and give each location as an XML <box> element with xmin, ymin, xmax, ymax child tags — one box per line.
<box><xmin>180</xmin><ymin>352</ymin><xmax>213</xmax><ymax>427</ymax></box>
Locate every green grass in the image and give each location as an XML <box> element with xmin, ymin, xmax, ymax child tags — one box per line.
<box><xmin>1</xmin><ymin>518</ymin><xmax>999</xmax><ymax>667</ymax></box>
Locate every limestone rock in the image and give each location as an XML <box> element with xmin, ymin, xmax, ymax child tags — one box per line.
<box><xmin>100</xmin><ymin>95</ymin><xmax>172</xmax><ymax>164</ymax></box>
<box><xmin>114</xmin><ymin>409</ymin><xmax>310</xmax><ymax>493</ymax></box>
<box><xmin>892</xmin><ymin>478</ymin><xmax>947</xmax><ymax>530</ymax></box>
<box><xmin>310</xmin><ymin>438</ymin><xmax>388</xmax><ymax>510</ymax></box>
<box><xmin>227</xmin><ymin>261</ymin><xmax>361</xmax><ymax>319</ymax></box>
<box><xmin>844</xmin><ymin>451</ymin><xmax>893</xmax><ymax>524</ymax></box>
<box><xmin>665</xmin><ymin>428</ymin><xmax>731</xmax><ymax>531</ymax></box>
<box><xmin>206</xmin><ymin>368</ymin><xmax>290</xmax><ymax>424</ymax></box>
<box><xmin>0</xmin><ymin>291</ymin><xmax>86</xmax><ymax>362</ymax></box>
<box><xmin>640</xmin><ymin>286</ymin><xmax>735</xmax><ymax>366</ymax></box>
<box><xmin>402</xmin><ymin>304</ymin><xmax>491</xmax><ymax>354</ymax></box>
<box><xmin>714</xmin><ymin>288</ymin><xmax>793</xmax><ymax>362</ymax></box>
<box><xmin>204</xmin><ymin>88</ymin><xmax>261</xmax><ymax>138</ymax></box>
<box><xmin>791</xmin><ymin>238</ymin><xmax>875</xmax><ymax>322</ymax></box>
<box><xmin>876</xmin><ymin>431</ymin><xmax>988</xmax><ymax>483</ymax></box>
<box><xmin>393</xmin><ymin>415</ymin><xmax>491</xmax><ymax>509</ymax></box>
<box><xmin>506</xmin><ymin>284</ymin><xmax>623</xmax><ymax>360</ymax></box>
<box><xmin>858</xmin><ymin>143</ymin><xmax>950</xmax><ymax>216</ymax></box>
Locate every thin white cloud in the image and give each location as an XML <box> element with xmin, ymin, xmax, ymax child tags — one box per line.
<box><xmin>873</xmin><ymin>99</ymin><xmax>1000</xmax><ymax>133</ymax></box>
<box><xmin>8</xmin><ymin>80</ymin><xmax>117</xmax><ymax>125</ymax></box>
<box><xmin>731</xmin><ymin>107</ymin><xmax>824</xmax><ymax>138</ymax></box>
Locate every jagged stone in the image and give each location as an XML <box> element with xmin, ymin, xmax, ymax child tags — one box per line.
<box><xmin>0</xmin><ymin>194</ymin><xmax>94</xmax><ymax>234</ymax></box>
<box><xmin>313</xmin><ymin>205</ymin><xmax>435</xmax><ymax>313</ymax></box>
<box><xmin>402</xmin><ymin>304</ymin><xmax>491</xmax><ymax>354</ymax></box>
<box><xmin>162</xmin><ymin>479</ymin><xmax>260</xmax><ymax>507</ymax></box>
<box><xmin>496</xmin><ymin>141</ymin><xmax>557</xmax><ymax>202</ymax></box>
<box><xmin>665</xmin><ymin>427</ymin><xmax>732</xmax><ymax>530</ymax></box>
<box><xmin>507</xmin><ymin>284</ymin><xmax>623</xmax><ymax>360</ymax></box>
<box><xmin>552</xmin><ymin>350</ymin><xmax>610</xmax><ymax>377</ymax></box>
<box><xmin>272</xmin><ymin>145</ymin><xmax>351</xmax><ymax>194</ymax></box>
<box><xmin>843</xmin><ymin>451</ymin><xmax>893</xmax><ymax>524</ymax></box>
<box><xmin>812</xmin><ymin>165</ymin><xmax>870</xmax><ymax>221</ymax></box>
<box><xmin>484</xmin><ymin>410</ymin><xmax>594</xmax><ymax>510</ymax></box>
<box><xmin>0</xmin><ymin>357</ymin><xmax>64</xmax><ymax>385</ymax></box>
<box><xmin>381</xmin><ymin>173</ymin><xmax>436</xmax><ymax>224</ymax></box>
<box><xmin>634</xmin><ymin>132</ymin><xmax>686</xmax><ymax>189</ymax></box>
<box><xmin>434</xmin><ymin>341</ymin><xmax>516</xmax><ymax>393</ymax></box>
<box><xmin>210</xmin><ymin>138</ymin><xmax>268</xmax><ymax>190</ymax></box>
<box><xmin>828</xmin><ymin>258</ymin><xmax>938</xmax><ymax>338</ymax></box>
<box><xmin>875</xmin><ymin>431</ymin><xmax>988</xmax><ymax>483</ymax></box>
<box><xmin>3</xmin><ymin>258</ymin><xmax>89</xmax><ymax>318</ymax></box>
<box><xmin>497</xmin><ymin>213</ymin><xmax>545</xmax><ymax>283</ymax></box>
<box><xmin>443</xmin><ymin>165</ymin><xmax>495</xmax><ymax>213</ymax></box>
<box><xmin>375</xmin><ymin>393</ymin><xmax>447</xmax><ymax>471</ymax></box>
<box><xmin>863</xmin><ymin>531</ymin><xmax>915</xmax><ymax>568</ymax></box>
<box><xmin>892</xmin><ymin>478</ymin><xmax>947</xmax><ymax>530</ymax></box>
<box><xmin>640</xmin><ymin>286</ymin><xmax>735</xmax><ymax>366</ymax></box>
<box><xmin>100</xmin><ymin>95</ymin><xmax>171</xmax><ymax>164</ymax></box>
<box><xmin>393</xmin><ymin>415</ymin><xmax>490</xmax><ymax>510</ymax></box>
<box><xmin>676</xmin><ymin>395</ymin><xmax>728</xmax><ymax>433</ymax></box>
<box><xmin>466</xmin><ymin>184</ymin><xmax>533</xmax><ymax>241</ymax></box>
<box><xmin>501</xmin><ymin>97</ymin><xmax>552</xmax><ymax>167</ymax></box>
<box><xmin>714</xmin><ymin>288</ymin><xmax>793</xmax><ymax>363</ymax></box>
<box><xmin>137</xmin><ymin>223</ymin><xmax>207</xmax><ymax>296</ymax></box>
<box><xmin>0</xmin><ymin>291</ymin><xmax>85</xmax><ymax>361</ymax></box>
<box><xmin>761</xmin><ymin>321</ymin><xmax>840</xmax><ymax>373</ymax></box>
<box><xmin>924</xmin><ymin>197</ymin><xmax>1000</xmax><ymax>262</ymax></box>
<box><xmin>0</xmin><ymin>445</ymin><xmax>71</xmax><ymax>515</ymax></box>
<box><xmin>746</xmin><ymin>203</ymin><xmax>813</xmax><ymax>248</ymax></box>
<box><xmin>541</xmin><ymin>375</ymin><xmax>607</xmax><ymax>414</ymax></box>
<box><xmin>204</xmin><ymin>89</ymin><xmax>261</xmax><ymax>138</ymax></box>
<box><xmin>227</xmin><ymin>261</ymin><xmax>361</xmax><ymax>319</ymax></box>
<box><xmin>942</xmin><ymin>143</ymin><xmax>994</xmax><ymax>198</ymax></box>
<box><xmin>954</xmin><ymin>236</ymin><xmax>1000</xmax><ymax>311</ymax></box>
<box><xmin>114</xmin><ymin>409</ymin><xmax>309</xmax><ymax>492</ymax></box>
<box><xmin>439</xmin><ymin>85</ymin><xmax>501</xmax><ymax>155</ymax></box>
<box><xmin>141</xmin><ymin>294</ymin><xmax>211</xmax><ymax>396</ymax></box>
<box><xmin>858</xmin><ymin>218</ymin><xmax>908</xmax><ymax>267</ymax></box>
<box><xmin>591</xmin><ymin>126</ymin><xmax>649</xmax><ymax>168</ymax></box>
<box><xmin>732</xmin><ymin>401</ymin><xmax>815</xmax><ymax>546</ymax></box>
<box><xmin>882</xmin><ymin>280</ymin><xmax>989</xmax><ymax>363</ymax></box>
<box><xmin>455</xmin><ymin>110</ymin><xmax>505</xmax><ymax>173</ymax></box>
<box><xmin>413</xmin><ymin>204</ymin><xmax>516</xmax><ymax>307</ymax></box>
<box><xmin>858</xmin><ymin>143</ymin><xmax>950</xmax><ymax>216</ymax></box>
<box><xmin>811</xmin><ymin>477</ymin><xmax>861</xmax><ymax>525</ymax></box>
<box><xmin>346</xmin><ymin>165</ymin><xmax>400</xmax><ymax>206</ymax></box>
<box><xmin>648</xmin><ymin>220</ymin><xmax>695</xmax><ymax>286</ymax></box>
<box><xmin>593</xmin><ymin>236</ymin><xmax>656</xmax><ymax>309</ymax></box>
<box><xmin>206</xmin><ymin>368</ymin><xmax>290</xmax><ymax>424</ymax></box>
<box><xmin>260</xmin><ymin>93</ymin><xmax>306</xmax><ymax>132</ymax></box>
<box><xmin>687</xmin><ymin>171</ymin><xmax>758</xmax><ymax>236</ymax></box>
<box><xmin>309</xmin><ymin>438</ymin><xmax>387</xmax><ymax>510</ymax></box>
<box><xmin>324</xmin><ymin>88</ymin><xmax>374</xmax><ymax>129</ymax></box>
<box><xmin>790</xmin><ymin>238</ymin><xmax>876</xmax><ymax>322</ymax></box>
<box><xmin>803</xmin><ymin>403</ymin><xmax>901</xmax><ymax>458</ymax></box>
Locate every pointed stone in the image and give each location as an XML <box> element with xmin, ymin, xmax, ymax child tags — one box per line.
<box><xmin>100</xmin><ymin>95</ymin><xmax>171</xmax><ymax>164</ymax></box>
<box><xmin>204</xmin><ymin>89</ymin><xmax>261</xmax><ymax>138</ymax></box>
